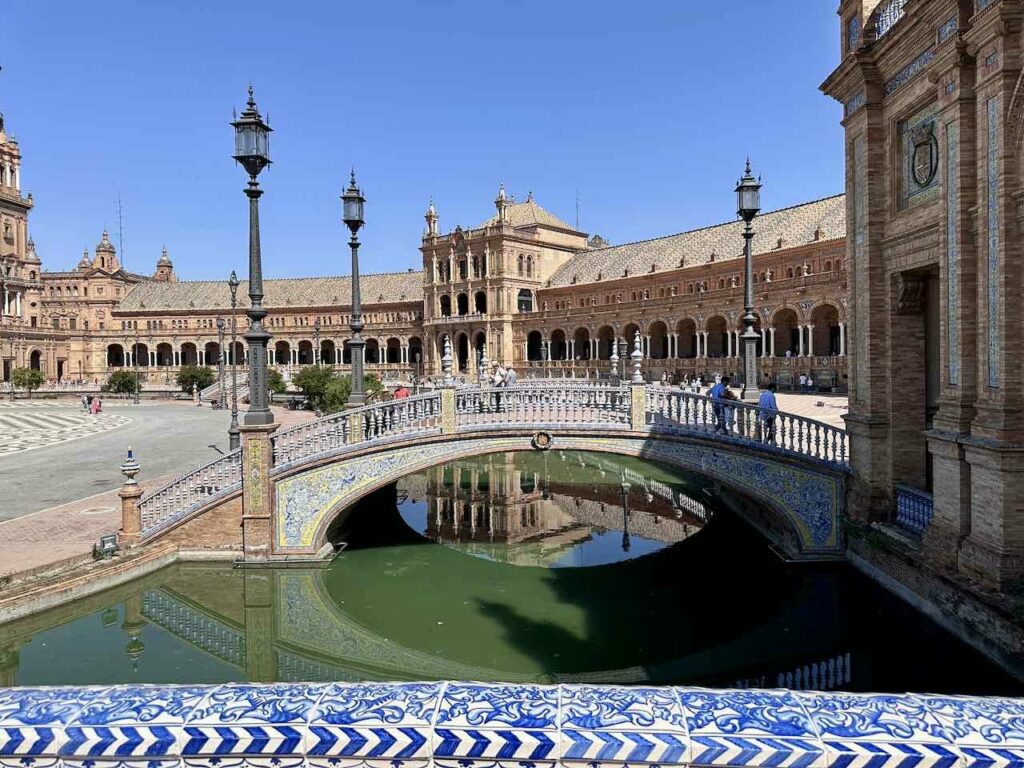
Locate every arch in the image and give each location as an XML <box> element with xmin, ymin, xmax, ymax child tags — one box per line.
<box><xmin>133</xmin><ymin>343</ymin><xmax>150</xmax><ymax>367</ymax></box>
<box><xmin>439</xmin><ymin>295</ymin><xmax>452</xmax><ymax>318</ymax></box>
<box><xmin>772</xmin><ymin>307</ymin><xmax>800</xmax><ymax>357</ymax></box>
<box><xmin>29</xmin><ymin>349</ymin><xmax>42</xmax><ymax>371</ymax></box>
<box><xmin>675</xmin><ymin>318</ymin><xmax>697</xmax><ymax>358</ymax></box>
<box><xmin>107</xmin><ymin>344</ymin><xmax>125</xmax><ymax>367</ymax></box>
<box><xmin>649</xmin><ymin>321</ymin><xmax>669</xmax><ymax>359</ymax></box>
<box><xmin>526</xmin><ymin>330</ymin><xmax>543</xmax><ymax>362</ymax></box>
<box><xmin>517</xmin><ymin>289</ymin><xmax>534</xmax><ymax>313</ymax></box>
<box><xmin>810</xmin><ymin>302</ymin><xmax>841</xmax><ymax>356</ymax></box>
<box><xmin>526</xmin><ymin>255</ymin><xmax>534</xmax><ymax>278</ymax></box>
<box><xmin>321</xmin><ymin>340</ymin><xmax>337</xmax><ymax>365</ymax></box>
<box><xmin>623</xmin><ymin>323</ymin><xmax>641</xmax><ymax>351</ymax></box>
<box><xmin>573</xmin><ymin>327</ymin><xmax>591</xmax><ymax>360</ymax></box>
<box><xmin>456</xmin><ymin>293</ymin><xmax>469</xmax><ymax>316</ymax></box>
<box><xmin>386</xmin><ymin>337</ymin><xmax>401</xmax><ymax>364</ymax></box>
<box><xmin>706</xmin><ymin>315</ymin><xmax>728</xmax><ymax>358</ymax></box>
<box><xmin>408</xmin><ymin>336</ymin><xmax>423</xmax><ymax>367</ymax></box>
<box><xmin>455</xmin><ymin>333</ymin><xmax>469</xmax><ymax>373</ymax></box>
<box><xmin>596</xmin><ymin>325</ymin><xmax>615</xmax><ymax>360</ymax></box>
<box><xmin>274</xmin><ymin>340</ymin><xmax>290</xmax><ymax>365</ymax></box>
<box><xmin>517</xmin><ymin>254</ymin><xmax>524</xmax><ymax>276</ymax></box>
<box><xmin>274</xmin><ymin>434</ymin><xmax>842</xmax><ymax>559</ymax></box>
<box><xmin>550</xmin><ymin>329</ymin><xmax>568</xmax><ymax>361</ymax></box>
<box><xmin>180</xmin><ymin>342</ymin><xmax>198</xmax><ymax>367</ymax></box>
<box><xmin>365</xmin><ymin>339</ymin><xmax>380</xmax><ymax>365</ymax></box>
<box><xmin>474</xmin><ymin>291</ymin><xmax>487</xmax><ymax>314</ymax></box>
<box><xmin>786</xmin><ymin>267</ymin><xmax>795</xmax><ymax>279</ymax></box>
<box><xmin>156</xmin><ymin>343</ymin><xmax>174</xmax><ymax>367</ymax></box>
<box><xmin>342</xmin><ymin>340</ymin><xmax>353</xmax><ymax>365</ymax></box>
<box><xmin>298</xmin><ymin>340</ymin><xmax>314</xmax><ymax>366</ymax></box>
<box><xmin>231</xmin><ymin>341</ymin><xmax>245</xmax><ymax>366</ymax></box>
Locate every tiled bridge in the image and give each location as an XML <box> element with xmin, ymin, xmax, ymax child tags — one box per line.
<box><xmin>129</xmin><ymin>383</ymin><xmax>850</xmax><ymax>560</ymax></box>
<box><xmin>0</xmin><ymin>681</ymin><xmax>1020</xmax><ymax>768</ymax></box>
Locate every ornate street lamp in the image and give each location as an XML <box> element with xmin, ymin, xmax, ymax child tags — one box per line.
<box><xmin>342</xmin><ymin>170</ymin><xmax>367</xmax><ymax>407</ymax></box>
<box><xmin>227</xmin><ymin>271</ymin><xmax>240</xmax><ymax>450</ymax></box>
<box><xmin>216</xmin><ymin>317</ymin><xmax>226</xmax><ymax>409</ymax></box>
<box><xmin>736</xmin><ymin>159</ymin><xmax>762</xmax><ymax>401</ymax></box>
<box><xmin>313</xmin><ymin>317</ymin><xmax>321</xmax><ymax>366</ymax></box>
<box><xmin>133</xmin><ymin>325</ymin><xmax>140</xmax><ymax>405</ymax></box>
<box><xmin>231</xmin><ymin>86</ymin><xmax>274</xmax><ymax>426</ymax></box>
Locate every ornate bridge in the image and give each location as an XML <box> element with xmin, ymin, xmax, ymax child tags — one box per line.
<box><xmin>129</xmin><ymin>382</ymin><xmax>849</xmax><ymax>560</ymax></box>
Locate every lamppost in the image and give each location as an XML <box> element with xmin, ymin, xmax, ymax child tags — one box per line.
<box><xmin>620</xmin><ymin>480</ymin><xmax>631</xmax><ymax>552</ymax></box>
<box><xmin>231</xmin><ymin>86</ymin><xmax>274</xmax><ymax>426</ymax></box>
<box><xmin>227</xmin><ymin>271</ymin><xmax>240</xmax><ymax>451</ymax></box>
<box><xmin>342</xmin><ymin>171</ymin><xmax>367</xmax><ymax>407</ymax></box>
<box><xmin>216</xmin><ymin>317</ymin><xmax>226</xmax><ymax>409</ymax></box>
<box><xmin>313</xmin><ymin>317</ymin><xmax>321</xmax><ymax>366</ymax></box>
<box><xmin>133</xmin><ymin>326</ymin><xmax>140</xmax><ymax>405</ymax></box>
<box><xmin>736</xmin><ymin>159</ymin><xmax>762</xmax><ymax>402</ymax></box>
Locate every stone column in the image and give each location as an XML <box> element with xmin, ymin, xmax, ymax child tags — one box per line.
<box><xmin>118</xmin><ymin>448</ymin><xmax>143</xmax><ymax>546</ymax></box>
<box><xmin>702</xmin><ymin>331</ymin><xmax>709</xmax><ymax>358</ymax></box>
<box><xmin>838</xmin><ymin>323</ymin><xmax>846</xmax><ymax>356</ymax></box>
<box><xmin>769</xmin><ymin>327</ymin><xmax>776</xmax><ymax>358</ymax></box>
<box><xmin>797</xmin><ymin>325</ymin><xmax>805</xmax><ymax>357</ymax></box>
<box><xmin>807</xmin><ymin>323</ymin><xmax>816</xmax><ymax>357</ymax></box>
<box><xmin>726</xmin><ymin>331</ymin><xmax>732</xmax><ymax>359</ymax></box>
<box><xmin>760</xmin><ymin>328</ymin><xmax>767</xmax><ymax>357</ymax></box>
<box><xmin>240</xmin><ymin>423</ymin><xmax>278</xmax><ymax>561</ymax></box>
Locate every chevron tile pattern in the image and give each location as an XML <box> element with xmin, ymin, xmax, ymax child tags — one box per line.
<box><xmin>0</xmin><ymin>683</ymin><xmax>1021</xmax><ymax>768</ymax></box>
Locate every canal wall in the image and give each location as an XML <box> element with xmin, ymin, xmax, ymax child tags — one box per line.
<box><xmin>0</xmin><ymin>681</ymin><xmax>1019</xmax><ymax>768</ymax></box>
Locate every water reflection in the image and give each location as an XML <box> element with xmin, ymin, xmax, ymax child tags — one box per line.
<box><xmin>0</xmin><ymin>451</ymin><xmax>1018</xmax><ymax>693</ymax></box>
<box><xmin>399</xmin><ymin>451</ymin><xmax>712</xmax><ymax>568</ymax></box>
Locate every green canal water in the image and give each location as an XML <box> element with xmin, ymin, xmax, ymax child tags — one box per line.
<box><xmin>0</xmin><ymin>450</ymin><xmax>1019</xmax><ymax>693</ymax></box>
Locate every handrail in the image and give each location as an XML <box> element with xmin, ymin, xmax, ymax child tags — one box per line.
<box><xmin>455</xmin><ymin>382</ymin><xmax>632</xmax><ymax>430</ymax></box>
<box><xmin>138</xmin><ymin>449</ymin><xmax>242</xmax><ymax>537</ymax></box>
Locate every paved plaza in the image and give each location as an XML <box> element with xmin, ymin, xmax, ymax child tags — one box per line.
<box><xmin>0</xmin><ymin>402</ymin><xmax>132</xmax><ymax>455</ymax></box>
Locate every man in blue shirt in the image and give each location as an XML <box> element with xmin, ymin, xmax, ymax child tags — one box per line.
<box><xmin>709</xmin><ymin>375</ymin><xmax>733</xmax><ymax>434</ymax></box>
<box><xmin>758</xmin><ymin>382</ymin><xmax>779</xmax><ymax>443</ymax></box>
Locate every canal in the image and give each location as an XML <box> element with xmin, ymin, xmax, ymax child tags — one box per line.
<box><xmin>0</xmin><ymin>450</ymin><xmax>1018</xmax><ymax>693</ymax></box>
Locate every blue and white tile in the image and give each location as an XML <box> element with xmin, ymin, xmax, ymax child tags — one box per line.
<box><xmin>559</xmin><ymin>685</ymin><xmax>687</xmax><ymax>767</ymax></box>
<box><xmin>0</xmin><ymin>687</ymin><xmax>99</xmax><ymax>768</ymax></box>
<box><xmin>305</xmin><ymin>683</ymin><xmax>440</xmax><ymax>768</ymax></box>
<box><xmin>797</xmin><ymin>692</ymin><xmax>960</xmax><ymax>768</ymax></box>
<box><xmin>180</xmin><ymin>684</ymin><xmax>324</xmax><ymax>768</ymax></box>
<box><xmin>678</xmin><ymin>688</ymin><xmax>822</xmax><ymax>768</ymax></box>
<box><xmin>918</xmin><ymin>695</ymin><xmax>1024</xmax><ymax>768</ymax></box>
<box><xmin>433</xmin><ymin>684</ymin><xmax>558</xmax><ymax>768</ymax></box>
<box><xmin>59</xmin><ymin>686</ymin><xmax>210</xmax><ymax>768</ymax></box>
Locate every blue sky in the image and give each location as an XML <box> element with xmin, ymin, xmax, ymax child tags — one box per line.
<box><xmin>1</xmin><ymin>1</ymin><xmax>844</xmax><ymax>280</ymax></box>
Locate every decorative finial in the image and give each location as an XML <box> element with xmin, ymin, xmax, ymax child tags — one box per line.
<box><xmin>247</xmin><ymin>84</ymin><xmax>256</xmax><ymax>108</ymax></box>
<box><xmin>350</xmin><ymin>167</ymin><xmax>357</xmax><ymax>186</ymax></box>
<box><xmin>441</xmin><ymin>334</ymin><xmax>454</xmax><ymax>385</ymax></box>
<box><xmin>527</xmin><ymin>190</ymin><xmax>533</xmax><ymax>202</ymax></box>
<box><xmin>631</xmin><ymin>330</ymin><xmax>644</xmax><ymax>384</ymax></box>
<box><xmin>120</xmin><ymin>446</ymin><xmax>141</xmax><ymax>486</ymax></box>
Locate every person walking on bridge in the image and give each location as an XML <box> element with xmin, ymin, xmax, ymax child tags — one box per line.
<box><xmin>758</xmin><ymin>382</ymin><xmax>779</xmax><ymax>443</ymax></box>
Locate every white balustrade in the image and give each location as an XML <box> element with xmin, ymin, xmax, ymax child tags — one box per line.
<box><xmin>138</xmin><ymin>450</ymin><xmax>243</xmax><ymax>537</ymax></box>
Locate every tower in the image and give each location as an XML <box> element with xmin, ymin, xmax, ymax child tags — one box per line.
<box><xmin>154</xmin><ymin>247</ymin><xmax>176</xmax><ymax>282</ymax></box>
<box><xmin>494</xmin><ymin>183</ymin><xmax>508</xmax><ymax>224</ymax></box>
<box><xmin>424</xmin><ymin>199</ymin><xmax>439</xmax><ymax>237</ymax></box>
<box><xmin>93</xmin><ymin>230</ymin><xmax>120</xmax><ymax>272</ymax></box>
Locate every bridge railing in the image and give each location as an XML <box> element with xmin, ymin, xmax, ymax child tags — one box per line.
<box><xmin>138</xmin><ymin>449</ymin><xmax>243</xmax><ymax>537</ymax></box>
<box><xmin>271</xmin><ymin>390</ymin><xmax>443</xmax><ymax>469</ymax></box>
<box><xmin>645</xmin><ymin>387</ymin><xmax>848</xmax><ymax>466</ymax></box>
<box><xmin>455</xmin><ymin>382</ymin><xmax>632</xmax><ymax>430</ymax></box>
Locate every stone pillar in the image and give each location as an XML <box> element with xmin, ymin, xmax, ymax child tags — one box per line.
<box><xmin>240</xmin><ymin>423</ymin><xmax>277</xmax><ymax>562</ymax></box>
<box><xmin>760</xmin><ymin>328</ymin><xmax>767</xmax><ymax>357</ymax></box>
<box><xmin>807</xmin><ymin>323</ymin><xmax>816</xmax><ymax>357</ymax></box>
<box><xmin>701</xmin><ymin>331</ymin><xmax>709</xmax><ymax>358</ymax></box>
<box><xmin>839</xmin><ymin>323</ymin><xmax>846</xmax><ymax>356</ymax></box>
<box><xmin>726</xmin><ymin>331</ymin><xmax>732</xmax><ymax>358</ymax></box>
<box><xmin>243</xmin><ymin>571</ymin><xmax>278</xmax><ymax>681</ymax></box>
<box><xmin>798</xmin><ymin>325</ymin><xmax>805</xmax><ymax>357</ymax></box>
<box><xmin>118</xmin><ymin>447</ymin><xmax>143</xmax><ymax>546</ymax></box>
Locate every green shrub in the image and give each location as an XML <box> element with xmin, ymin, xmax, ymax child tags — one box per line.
<box><xmin>103</xmin><ymin>370</ymin><xmax>138</xmax><ymax>394</ymax></box>
<box><xmin>268</xmin><ymin>368</ymin><xmax>286</xmax><ymax>395</ymax></box>
<box><xmin>11</xmin><ymin>367</ymin><xmax>44</xmax><ymax>397</ymax></box>
<box><xmin>176</xmin><ymin>365</ymin><xmax>215</xmax><ymax>394</ymax></box>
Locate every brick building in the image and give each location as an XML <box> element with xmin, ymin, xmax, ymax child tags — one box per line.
<box><xmin>822</xmin><ymin>0</ymin><xmax>1023</xmax><ymax>591</ymax></box>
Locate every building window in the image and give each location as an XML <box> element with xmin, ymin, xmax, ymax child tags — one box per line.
<box><xmin>69</xmin><ymin>318</ymin><xmax>76</xmax><ymax>330</ymax></box>
<box><xmin>517</xmin><ymin>289</ymin><xmax>534</xmax><ymax>313</ymax></box>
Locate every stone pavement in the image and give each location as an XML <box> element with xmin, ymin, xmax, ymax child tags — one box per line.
<box><xmin>772</xmin><ymin>392</ymin><xmax>848</xmax><ymax>429</ymax></box>
<box><xmin>0</xmin><ymin>403</ymin><xmax>132</xmax><ymax>455</ymax></box>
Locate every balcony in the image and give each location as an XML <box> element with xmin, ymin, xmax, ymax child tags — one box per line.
<box><xmin>894</xmin><ymin>483</ymin><xmax>934</xmax><ymax>535</ymax></box>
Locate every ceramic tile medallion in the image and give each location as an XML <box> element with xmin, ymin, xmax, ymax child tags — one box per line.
<box><xmin>1</xmin><ymin>684</ymin><xmax>1022</xmax><ymax>768</ymax></box>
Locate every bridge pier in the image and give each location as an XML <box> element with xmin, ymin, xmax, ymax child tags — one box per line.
<box><xmin>243</xmin><ymin>571</ymin><xmax>278</xmax><ymax>681</ymax></box>
<box><xmin>241</xmin><ymin>424</ymin><xmax>277</xmax><ymax>562</ymax></box>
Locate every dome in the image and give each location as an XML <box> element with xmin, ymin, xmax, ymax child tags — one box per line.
<box><xmin>78</xmin><ymin>248</ymin><xmax>91</xmax><ymax>270</ymax></box>
<box><xmin>24</xmin><ymin>238</ymin><xmax>40</xmax><ymax>263</ymax></box>
<box><xmin>157</xmin><ymin>246</ymin><xmax>172</xmax><ymax>267</ymax></box>
<box><xmin>96</xmin><ymin>230</ymin><xmax>116</xmax><ymax>254</ymax></box>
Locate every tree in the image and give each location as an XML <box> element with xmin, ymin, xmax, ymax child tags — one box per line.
<box><xmin>267</xmin><ymin>368</ymin><xmax>286</xmax><ymax>395</ymax></box>
<box><xmin>321</xmin><ymin>373</ymin><xmax>387</xmax><ymax>415</ymax></box>
<box><xmin>292</xmin><ymin>365</ymin><xmax>334</xmax><ymax>411</ymax></box>
<box><xmin>11</xmin><ymin>367</ymin><xmax>44</xmax><ymax>397</ymax></box>
<box><xmin>103</xmin><ymin>370</ymin><xmax>138</xmax><ymax>394</ymax></box>
<box><xmin>176</xmin><ymin>365</ymin><xmax>215</xmax><ymax>394</ymax></box>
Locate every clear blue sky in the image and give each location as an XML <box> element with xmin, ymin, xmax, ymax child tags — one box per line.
<box><xmin>2</xmin><ymin>0</ymin><xmax>844</xmax><ymax>280</ymax></box>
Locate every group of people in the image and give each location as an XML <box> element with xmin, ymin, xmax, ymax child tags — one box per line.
<box><xmin>490</xmin><ymin>364</ymin><xmax>518</xmax><ymax>388</ymax></box>
<box><xmin>80</xmin><ymin>394</ymin><xmax>103</xmax><ymax>414</ymax></box>
<box><xmin>707</xmin><ymin>376</ymin><xmax>780</xmax><ymax>442</ymax></box>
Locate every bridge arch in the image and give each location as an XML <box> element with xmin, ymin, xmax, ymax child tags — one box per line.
<box><xmin>273</xmin><ymin>433</ymin><xmax>842</xmax><ymax>560</ymax></box>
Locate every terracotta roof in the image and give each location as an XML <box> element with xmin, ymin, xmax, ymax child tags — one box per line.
<box><xmin>116</xmin><ymin>271</ymin><xmax>424</xmax><ymax>312</ymax></box>
<box><xmin>547</xmin><ymin>194</ymin><xmax>845</xmax><ymax>288</ymax></box>
<box><xmin>482</xmin><ymin>199</ymin><xmax>576</xmax><ymax>231</ymax></box>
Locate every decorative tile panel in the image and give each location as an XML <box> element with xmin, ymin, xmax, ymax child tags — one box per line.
<box><xmin>845</xmin><ymin>91</ymin><xmax>866</xmax><ymax>119</ymax></box>
<box><xmin>987</xmin><ymin>96</ymin><xmax>1001</xmax><ymax>388</ymax></box>
<box><xmin>938</xmin><ymin>16</ymin><xmax>958</xmax><ymax>44</ymax></box>
<box><xmin>0</xmin><ymin>685</ymin><xmax>1022</xmax><ymax>768</ymax></box>
<box><xmin>946</xmin><ymin>121</ymin><xmax>960</xmax><ymax>385</ymax></box>
<box><xmin>885</xmin><ymin>50</ymin><xmax>936</xmax><ymax>97</ymax></box>
<box><xmin>900</xmin><ymin>105</ymin><xmax>941</xmax><ymax>210</ymax></box>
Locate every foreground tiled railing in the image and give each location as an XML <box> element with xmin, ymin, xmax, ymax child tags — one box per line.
<box><xmin>0</xmin><ymin>682</ymin><xmax>1020</xmax><ymax>768</ymax></box>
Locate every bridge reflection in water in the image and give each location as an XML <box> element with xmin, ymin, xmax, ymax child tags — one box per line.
<box><xmin>0</xmin><ymin>449</ymin><xmax>1014</xmax><ymax>692</ymax></box>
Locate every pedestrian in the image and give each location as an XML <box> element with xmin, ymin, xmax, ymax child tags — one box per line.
<box><xmin>807</xmin><ymin>374</ymin><xmax>815</xmax><ymax>394</ymax></box>
<box><xmin>799</xmin><ymin>373</ymin><xmax>807</xmax><ymax>393</ymax></box>
<box><xmin>492</xmin><ymin>364</ymin><xmax>505</xmax><ymax>409</ymax></box>
<box><xmin>758</xmin><ymin>382</ymin><xmax>779</xmax><ymax>443</ymax></box>
<box><xmin>90</xmin><ymin>397</ymin><xmax>101</xmax><ymax>415</ymax></box>
<box><xmin>709</xmin><ymin>375</ymin><xmax>732</xmax><ymax>433</ymax></box>
<box><xmin>393</xmin><ymin>385</ymin><xmax>410</xmax><ymax>400</ymax></box>
<box><xmin>81</xmin><ymin>394</ymin><xmax>89</xmax><ymax>412</ymax></box>
<box><xmin>504</xmin><ymin>366</ymin><xmax>517</xmax><ymax>386</ymax></box>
